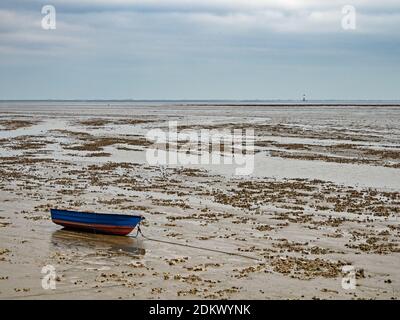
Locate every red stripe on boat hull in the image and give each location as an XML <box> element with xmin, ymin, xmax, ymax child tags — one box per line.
<box><xmin>52</xmin><ymin>219</ymin><xmax>135</xmax><ymax>236</ymax></box>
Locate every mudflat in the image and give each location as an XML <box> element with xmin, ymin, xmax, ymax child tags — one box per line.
<box><xmin>0</xmin><ymin>102</ymin><xmax>399</xmax><ymax>299</ymax></box>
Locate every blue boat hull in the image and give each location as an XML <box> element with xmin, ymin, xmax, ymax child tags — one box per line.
<box><xmin>50</xmin><ymin>209</ymin><xmax>143</xmax><ymax>236</ymax></box>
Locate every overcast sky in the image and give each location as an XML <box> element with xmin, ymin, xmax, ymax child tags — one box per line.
<box><xmin>0</xmin><ymin>0</ymin><xmax>399</xmax><ymax>100</ymax></box>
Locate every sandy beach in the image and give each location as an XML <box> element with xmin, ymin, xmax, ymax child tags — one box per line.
<box><xmin>0</xmin><ymin>102</ymin><xmax>399</xmax><ymax>299</ymax></box>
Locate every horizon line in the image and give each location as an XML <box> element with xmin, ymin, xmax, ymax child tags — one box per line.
<box><xmin>1</xmin><ymin>99</ymin><xmax>400</xmax><ymax>102</ymax></box>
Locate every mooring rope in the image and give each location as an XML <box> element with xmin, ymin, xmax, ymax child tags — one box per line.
<box><xmin>131</xmin><ymin>226</ymin><xmax>262</xmax><ymax>262</ymax></box>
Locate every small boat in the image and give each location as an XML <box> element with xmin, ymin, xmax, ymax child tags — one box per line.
<box><xmin>50</xmin><ymin>209</ymin><xmax>144</xmax><ymax>236</ymax></box>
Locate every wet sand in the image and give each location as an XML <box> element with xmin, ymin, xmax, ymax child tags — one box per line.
<box><xmin>0</xmin><ymin>102</ymin><xmax>399</xmax><ymax>299</ymax></box>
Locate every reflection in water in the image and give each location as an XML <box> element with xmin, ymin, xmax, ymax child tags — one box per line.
<box><xmin>51</xmin><ymin>229</ymin><xmax>146</xmax><ymax>256</ymax></box>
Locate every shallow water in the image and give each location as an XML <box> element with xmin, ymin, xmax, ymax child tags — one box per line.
<box><xmin>1</xmin><ymin>102</ymin><xmax>399</xmax><ymax>190</ymax></box>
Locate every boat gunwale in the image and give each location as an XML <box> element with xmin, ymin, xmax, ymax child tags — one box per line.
<box><xmin>50</xmin><ymin>208</ymin><xmax>144</xmax><ymax>220</ymax></box>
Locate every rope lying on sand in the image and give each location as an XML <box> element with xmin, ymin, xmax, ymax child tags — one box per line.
<box><xmin>130</xmin><ymin>226</ymin><xmax>262</xmax><ymax>262</ymax></box>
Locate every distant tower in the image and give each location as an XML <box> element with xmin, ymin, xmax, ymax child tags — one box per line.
<box><xmin>302</xmin><ymin>94</ymin><xmax>306</xmax><ymax>102</ymax></box>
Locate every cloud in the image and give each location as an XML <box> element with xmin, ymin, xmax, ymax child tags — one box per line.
<box><xmin>0</xmin><ymin>1</ymin><xmax>398</xmax><ymax>58</ymax></box>
<box><xmin>0</xmin><ymin>0</ymin><xmax>399</xmax><ymax>99</ymax></box>
<box><xmin>3</xmin><ymin>0</ymin><xmax>400</xmax><ymax>15</ymax></box>
<box><xmin>1</xmin><ymin>0</ymin><xmax>399</xmax><ymax>38</ymax></box>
